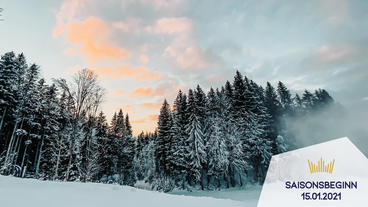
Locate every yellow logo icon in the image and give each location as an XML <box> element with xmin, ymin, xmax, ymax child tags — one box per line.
<box><xmin>308</xmin><ymin>158</ymin><xmax>335</xmax><ymax>174</ymax></box>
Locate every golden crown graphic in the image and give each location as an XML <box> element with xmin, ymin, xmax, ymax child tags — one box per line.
<box><xmin>308</xmin><ymin>158</ymin><xmax>335</xmax><ymax>174</ymax></box>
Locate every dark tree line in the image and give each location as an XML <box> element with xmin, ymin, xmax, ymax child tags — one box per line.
<box><xmin>0</xmin><ymin>52</ymin><xmax>135</xmax><ymax>185</ymax></box>
<box><xmin>0</xmin><ymin>51</ymin><xmax>337</xmax><ymax>192</ymax></box>
<box><xmin>133</xmin><ymin>70</ymin><xmax>336</xmax><ymax>192</ymax></box>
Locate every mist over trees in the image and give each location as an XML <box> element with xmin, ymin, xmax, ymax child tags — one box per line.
<box><xmin>0</xmin><ymin>51</ymin><xmax>339</xmax><ymax>192</ymax></box>
<box><xmin>0</xmin><ymin>8</ymin><xmax>3</xmax><ymax>21</ymax></box>
<box><xmin>134</xmin><ymin>71</ymin><xmax>339</xmax><ymax>192</ymax></box>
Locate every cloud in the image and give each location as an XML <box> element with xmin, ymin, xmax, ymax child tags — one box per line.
<box><xmin>131</xmin><ymin>87</ymin><xmax>154</xmax><ymax>97</ymax></box>
<box><xmin>303</xmin><ymin>42</ymin><xmax>368</xmax><ymax>71</ymax></box>
<box><xmin>135</xmin><ymin>0</ymin><xmax>186</xmax><ymax>12</ymax></box>
<box><xmin>113</xmin><ymin>90</ymin><xmax>126</xmax><ymax>97</ymax></box>
<box><xmin>54</xmin><ymin>17</ymin><xmax>131</xmax><ymax>63</ymax></box>
<box><xmin>141</xmin><ymin>102</ymin><xmax>162</xmax><ymax>110</ymax></box>
<box><xmin>113</xmin><ymin>18</ymin><xmax>143</xmax><ymax>33</ymax></box>
<box><xmin>206</xmin><ymin>73</ymin><xmax>228</xmax><ymax>84</ymax></box>
<box><xmin>113</xmin><ymin>86</ymin><xmax>166</xmax><ymax>98</ymax></box>
<box><xmin>320</xmin><ymin>0</ymin><xmax>349</xmax><ymax>26</ymax></box>
<box><xmin>95</xmin><ymin>65</ymin><xmax>145</xmax><ymax>79</ymax></box>
<box><xmin>94</xmin><ymin>65</ymin><xmax>162</xmax><ymax>80</ymax></box>
<box><xmin>116</xmin><ymin>104</ymin><xmax>137</xmax><ymax>114</ymax></box>
<box><xmin>140</xmin><ymin>55</ymin><xmax>149</xmax><ymax>63</ymax></box>
<box><xmin>134</xmin><ymin>71</ymin><xmax>162</xmax><ymax>80</ymax></box>
<box><xmin>130</xmin><ymin>87</ymin><xmax>165</xmax><ymax>98</ymax></box>
<box><xmin>150</xmin><ymin>0</ymin><xmax>184</xmax><ymax>9</ymax></box>
<box><xmin>147</xmin><ymin>17</ymin><xmax>192</xmax><ymax>34</ymax></box>
<box><xmin>140</xmin><ymin>44</ymin><xmax>153</xmax><ymax>52</ymax></box>
<box><xmin>53</xmin><ymin>0</ymin><xmax>85</xmax><ymax>37</ymax></box>
<box><xmin>147</xmin><ymin>114</ymin><xmax>159</xmax><ymax>122</ymax></box>
<box><xmin>147</xmin><ymin>17</ymin><xmax>219</xmax><ymax>70</ymax></box>
<box><xmin>177</xmin><ymin>46</ymin><xmax>216</xmax><ymax>70</ymax></box>
<box><xmin>131</xmin><ymin>119</ymin><xmax>146</xmax><ymax>124</ymax></box>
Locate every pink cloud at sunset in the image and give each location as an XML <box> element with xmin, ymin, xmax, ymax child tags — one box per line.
<box><xmin>177</xmin><ymin>46</ymin><xmax>216</xmax><ymax>70</ymax></box>
<box><xmin>147</xmin><ymin>17</ymin><xmax>217</xmax><ymax>70</ymax></box>
<box><xmin>94</xmin><ymin>66</ymin><xmax>162</xmax><ymax>81</ymax></box>
<box><xmin>140</xmin><ymin>55</ymin><xmax>149</xmax><ymax>63</ymax></box>
<box><xmin>115</xmin><ymin>104</ymin><xmax>137</xmax><ymax>115</ymax></box>
<box><xmin>113</xmin><ymin>87</ymin><xmax>165</xmax><ymax>98</ymax></box>
<box><xmin>54</xmin><ymin>17</ymin><xmax>131</xmax><ymax>63</ymax></box>
<box><xmin>147</xmin><ymin>114</ymin><xmax>159</xmax><ymax>122</ymax></box>
<box><xmin>131</xmin><ymin>119</ymin><xmax>146</xmax><ymax>124</ymax></box>
<box><xmin>113</xmin><ymin>90</ymin><xmax>126</xmax><ymax>97</ymax></box>
<box><xmin>141</xmin><ymin>103</ymin><xmax>162</xmax><ymax>110</ymax></box>
<box><xmin>130</xmin><ymin>87</ymin><xmax>165</xmax><ymax>98</ymax></box>
<box><xmin>134</xmin><ymin>71</ymin><xmax>162</xmax><ymax>81</ymax></box>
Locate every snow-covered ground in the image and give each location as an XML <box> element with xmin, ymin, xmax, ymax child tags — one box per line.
<box><xmin>0</xmin><ymin>176</ymin><xmax>262</xmax><ymax>207</ymax></box>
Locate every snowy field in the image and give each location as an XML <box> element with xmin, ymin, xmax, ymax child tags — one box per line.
<box><xmin>0</xmin><ymin>176</ymin><xmax>262</xmax><ymax>207</ymax></box>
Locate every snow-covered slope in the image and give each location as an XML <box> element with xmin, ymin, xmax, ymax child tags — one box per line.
<box><xmin>0</xmin><ymin>176</ymin><xmax>261</xmax><ymax>207</ymax></box>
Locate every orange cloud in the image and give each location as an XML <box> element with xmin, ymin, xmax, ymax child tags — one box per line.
<box><xmin>94</xmin><ymin>65</ymin><xmax>162</xmax><ymax>81</ymax></box>
<box><xmin>131</xmin><ymin>87</ymin><xmax>155</xmax><ymax>98</ymax></box>
<box><xmin>53</xmin><ymin>0</ymin><xmax>85</xmax><ymax>37</ymax></box>
<box><xmin>53</xmin><ymin>25</ymin><xmax>65</xmax><ymax>37</ymax></box>
<box><xmin>134</xmin><ymin>71</ymin><xmax>163</xmax><ymax>80</ymax></box>
<box><xmin>140</xmin><ymin>55</ymin><xmax>149</xmax><ymax>63</ymax></box>
<box><xmin>113</xmin><ymin>90</ymin><xmax>126</xmax><ymax>97</ymax></box>
<box><xmin>131</xmin><ymin>119</ymin><xmax>146</xmax><ymax>124</ymax></box>
<box><xmin>95</xmin><ymin>66</ymin><xmax>144</xmax><ymax>79</ymax></box>
<box><xmin>113</xmin><ymin>86</ymin><xmax>166</xmax><ymax>98</ymax></box>
<box><xmin>130</xmin><ymin>87</ymin><xmax>166</xmax><ymax>98</ymax></box>
<box><xmin>115</xmin><ymin>104</ymin><xmax>137</xmax><ymax>114</ymax></box>
<box><xmin>54</xmin><ymin>17</ymin><xmax>130</xmax><ymax>63</ymax></box>
<box><xmin>141</xmin><ymin>103</ymin><xmax>162</xmax><ymax>110</ymax></box>
<box><xmin>147</xmin><ymin>114</ymin><xmax>159</xmax><ymax>122</ymax></box>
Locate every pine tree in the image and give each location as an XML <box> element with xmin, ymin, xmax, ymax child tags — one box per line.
<box><xmin>276</xmin><ymin>135</ymin><xmax>288</xmax><ymax>154</ymax></box>
<box><xmin>116</xmin><ymin>109</ymin><xmax>125</xmax><ymax>137</ymax></box>
<box><xmin>293</xmin><ymin>93</ymin><xmax>303</xmax><ymax>115</ymax></box>
<box><xmin>170</xmin><ymin>90</ymin><xmax>189</xmax><ymax>189</ymax></box>
<box><xmin>313</xmin><ymin>89</ymin><xmax>334</xmax><ymax>110</ymax></box>
<box><xmin>206</xmin><ymin>117</ymin><xmax>228</xmax><ymax>189</ymax></box>
<box><xmin>122</xmin><ymin>113</ymin><xmax>136</xmax><ymax>186</ymax></box>
<box><xmin>226</xmin><ymin>124</ymin><xmax>248</xmax><ymax>187</ymax></box>
<box><xmin>246</xmin><ymin>80</ymin><xmax>272</xmax><ymax>182</ymax></box>
<box><xmin>95</xmin><ymin>111</ymin><xmax>109</xmax><ymax>179</ymax></box>
<box><xmin>264</xmin><ymin>82</ymin><xmax>281</xmax><ymax>151</ymax></box>
<box><xmin>185</xmin><ymin>112</ymin><xmax>206</xmax><ymax>186</ymax></box>
<box><xmin>156</xmin><ymin>99</ymin><xmax>173</xmax><ymax>177</ymax></box>
<box><xmin>51</xmin><ymin>91</ymin><xmax>72</xmax><ymax>180</ymax></box>
<box><xmin>140</xmin><ymin>139</ymin><xmax>156</xmax><ymax>184</ymax></box>
<box><xmin>302</xmin><ymin>90</ymin><xmax>314</xmax><ymax>112</ymax></box>
<box><xmin>2</xmin><ymin>63</ymin><xmax>40</xmax><ymax>174</ymax></box>
<box><xmin>277</xmin><ymin>81</ymin><xmax>293</xmax><ymax>116</ymax></box>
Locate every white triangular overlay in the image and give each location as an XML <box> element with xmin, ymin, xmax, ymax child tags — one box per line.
<box><xmin>257</xmin><ymin>137</ymin><xmax>368</xmax><ymax>207</ymax></box>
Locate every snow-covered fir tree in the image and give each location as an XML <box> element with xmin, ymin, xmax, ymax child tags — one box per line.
<box><xmin>0</xmin><ymin>51</ymin><xmax>341</xmax><ymax>193</ymax></box>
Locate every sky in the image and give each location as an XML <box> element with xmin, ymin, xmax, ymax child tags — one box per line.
<box><xmin>0</xmin><ymin>0</ymin><xmax>367</xmax><ymax>136</ymax></box>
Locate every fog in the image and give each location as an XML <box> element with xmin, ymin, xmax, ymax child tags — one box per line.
<box><xmin>285</xmin><ymin>102</ymin><xmax>368</xmax><ymax>157</ymax></box>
